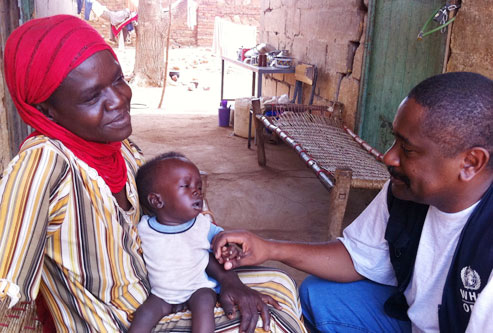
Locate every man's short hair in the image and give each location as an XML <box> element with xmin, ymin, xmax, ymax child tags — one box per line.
<box><xmin>408</xmin><ymin>72</ymin><xmax>493</xmax><ymax>167</ymax></box>
<box><xmin>136</xmin><ymin>151</ymin><xmax>189</xmax><ymax>213</ymax></box>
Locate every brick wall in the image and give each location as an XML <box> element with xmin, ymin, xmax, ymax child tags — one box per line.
<box><xmin>447</xmin><ymin>0</ymin><xmax>493</xmax><ymax>78</ymax></box>
<box><xmin>259</xmin><ymin>0</ymin><xmax>368</xmax><ymax>129</ymax></box>
<box><xmin>196</xmin><ymin>0</ymin><xmax>260</xmax><ymax>47</ymax></box>
<box><xmin>169</xmin><ymin>0</ymin><xmax>197</xmax><ymax>47</ymax></box>
<box><xmin>259</xmin><ymin>0</ymin><xmax>493</xmax><ymax>130</ymax></box>
<box><xmin>85</xmin><ymin>0</ymin><xmax>260</xmax><ymax>47</ymax></box>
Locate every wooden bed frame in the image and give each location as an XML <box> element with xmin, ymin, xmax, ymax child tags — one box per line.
<box><xmin>252</xmin><ymin>99</ymin><xmax>389</xmax><ymax>239</ymax></box>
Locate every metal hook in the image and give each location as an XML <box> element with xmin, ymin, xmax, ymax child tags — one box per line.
<box><xmin>417</xmin><ymin>4</ymin><xmax>460</xmax><ymax>40</ymax></box>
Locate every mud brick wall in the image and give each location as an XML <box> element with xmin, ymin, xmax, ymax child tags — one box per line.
<box><xmin>447</xmin><ymin>0</ymin><xmax>493</xmax><ymax>79</ymax></box>
<box><xmin>86</xmin><ymin>0</ymin><xmax>260</xmax><ymax>47</ymax></box>
<box><xmin>260</xmin><ymin>0</ymin><xmax>368</xmax><ymax>129</ymax></box>
<box><xmin>170</xmin><ymin>0</ymin><xmax>198</xmax><ymax>47</ymax></box>
<box><xmin>196</xmin><ymin>0</ymin><xmax>260</xmax><ymax>46</ymax></box>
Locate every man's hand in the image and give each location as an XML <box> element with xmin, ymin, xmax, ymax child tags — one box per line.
<box><xmin>219</xmin><ymin>275</ymin><xmax>281</xmax><ymax>333</ymax></box>
<box><xmin>212</xmin><ymin>230</ymin><xmax>270</xmax><ymax>270</ymax></box>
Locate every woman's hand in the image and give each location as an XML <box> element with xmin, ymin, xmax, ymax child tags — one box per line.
<box><xmin>212</xmin><ymin>230</ymin><xmax>271</xmax><ymax>270</ymax></box>
<box><xmin>206</xmin><ymin>252</ymin><xmax>281</xmax><ymax>332</ymax></box>
<box><xmin>218</xmin><ymin>274</ymin><xmax>281</xmax><ymax>333</ymax></box>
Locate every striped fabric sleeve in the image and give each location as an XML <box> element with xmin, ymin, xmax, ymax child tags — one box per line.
<box><xmin>0</xmin><ymin>145</ymin><xmax>68</xmax><ymax>307</ymax></box>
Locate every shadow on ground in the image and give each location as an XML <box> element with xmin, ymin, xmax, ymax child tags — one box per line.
<box><xmin>130</xmin><ymin>112</ymin><xmax>379</xmax><ymax>284</ymax></box>
<box><xmin>122</xmin><ymin>46</ymin><xmax>380</xmax><ymax>285</ymax></box>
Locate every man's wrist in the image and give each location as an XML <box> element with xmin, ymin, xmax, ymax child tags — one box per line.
<box><xmin>264</xmin><ymin>239</ymin><xmax>282</xmax><ymax>261</ymax></box>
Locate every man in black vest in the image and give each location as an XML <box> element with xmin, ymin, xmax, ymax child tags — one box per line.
<box><xmin>212</xmin><ymin>72</ymin><xmax>493</xmax><ymax>332</ymax></box>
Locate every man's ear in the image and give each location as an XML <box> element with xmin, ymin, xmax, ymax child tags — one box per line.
<box><xmin>147</xmin><ymin>192</ymin><xmax>165</xmax><ymax>209</ymax></box>
<box><xmin>460</xmin><ymin>147</ymin><xmax>490</xmax><ymax>181</ymax></box>
<box><xmin>34</xmin><ymin>102</ymin><xmax>55</xmax><ymax>120</ymax></box>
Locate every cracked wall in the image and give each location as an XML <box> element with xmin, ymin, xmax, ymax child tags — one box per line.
<box><xmin>260</xmin><ymin>0</ymin><xmax>368</xmax><ymax>129</ymax></box>
<box><xmin>447</xmin><ymin>0</ymin><xmax>493</xmax><ymax>78</ymax></box>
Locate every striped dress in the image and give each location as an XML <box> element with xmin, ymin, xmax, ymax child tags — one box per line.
<box><xmin>0</xmin><ymin>135</ymin><xmax>306</xmax><ymax>332</ymax></box>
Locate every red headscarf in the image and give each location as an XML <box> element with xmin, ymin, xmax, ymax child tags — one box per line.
<box><xmin>4</xmin><ymin>15</ymin><xmax>128</xmax><ymax>193</ymax></box>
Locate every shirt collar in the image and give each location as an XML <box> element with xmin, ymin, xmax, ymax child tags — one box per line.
<box><xmin>147</xmin><ymin>215</ymin><xmax>197</xmax><ymax>234</ymax></box>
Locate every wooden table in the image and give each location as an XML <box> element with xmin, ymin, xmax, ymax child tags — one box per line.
<box><xmin>220</xmin><ymin>56</ymin><xmax>295</xmax><ymax>100</ymax></box>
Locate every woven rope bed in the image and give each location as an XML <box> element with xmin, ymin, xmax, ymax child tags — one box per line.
<box><xmin>252</xmin><ymin>101</ymin><xmax>389</xmax><ymax>239</ymax></box>
<box><xmin>0</xmin><ymin>300</ymin><xmax>43</xmax><ymax>332</ymax></box>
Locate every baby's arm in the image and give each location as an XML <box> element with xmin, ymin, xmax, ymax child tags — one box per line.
<box><xmin>210</xmin><ymin>228</ymin><xmax>244</xmax><ymax>271</ymax></box>
<box><xmin>128</xmin><ymin>294</ymin><xmax>174</xmax><ymax>333</ymax></box>
<box><xmin>220</xmin><ymin>242</ymin><xmax>243</xmax><ymax>270</ymax></box>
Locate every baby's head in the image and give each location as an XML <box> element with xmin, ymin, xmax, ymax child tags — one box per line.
<box><xmin>136</xmin><ymin>152</ymin><xmax>203</xmax><ymax>225</ymax></box>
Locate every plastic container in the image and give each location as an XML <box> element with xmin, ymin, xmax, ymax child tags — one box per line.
<box><xmin>233</xmin><ymin>97</ymin><xmax>255</xmax><ymax>138</ymax></box>
<box><xmin>273</xmin><ymin>56</ymin><xmax>294</xmax><ymax>68</ymax></box>
<box><xmin>218</xmin><ymin>100</ymin><xmax>231</xmax><ymax>127</ymax></box>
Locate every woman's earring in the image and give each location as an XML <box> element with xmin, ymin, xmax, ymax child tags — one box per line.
<box><xmin>35</xmin><ymin>104</ymin><xmax>54</xmax><ymax>120</ymax></box>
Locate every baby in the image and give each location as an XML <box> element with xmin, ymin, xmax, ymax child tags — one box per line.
<box><xmin>130</xmin><ymin>152</ymin><xmax>241</xmax><ymax>332</ymax></box>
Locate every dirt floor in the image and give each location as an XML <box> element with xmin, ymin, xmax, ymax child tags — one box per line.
<box><xmin>119</xmin><ymin>46</ymin><xmax>379</xmax><ymax>284</ymax></box>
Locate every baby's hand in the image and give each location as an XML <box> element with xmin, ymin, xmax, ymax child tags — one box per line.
<box><xmin>220</xmin><ymin>243</ymin><xmax>243</xmax><ymax>270</ymax></box>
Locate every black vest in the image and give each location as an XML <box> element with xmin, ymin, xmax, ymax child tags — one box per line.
<box><xmin>384</xmin><ymin>182</ymin><xmax>493</xmax><ymax>331</ymax></box>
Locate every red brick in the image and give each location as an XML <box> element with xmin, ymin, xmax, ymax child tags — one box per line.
<box><xmin>87</xmin><ymin>0</ymin><xmax>261</xmax><ymax>47</ymax></box>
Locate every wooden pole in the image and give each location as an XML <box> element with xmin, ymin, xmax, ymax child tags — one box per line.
<box><xmin>328</xmin><ymin>168</ymin><xmax>352</xmax><ymax>239</ymax></box>
<box><xmin>158</xmin><ymin>1</ymin><xmax>172</xmax><ymax>109</ymax></box>
<box><xmin>442</xmin><ymin>6</ymin><xmax>458</xmax><ymax>73</ymax></box>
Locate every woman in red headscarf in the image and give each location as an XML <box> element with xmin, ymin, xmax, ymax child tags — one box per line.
<box><xmin>0</xmin><ymin>14</ymin><xmax>148</xmax><ymax>332</ymax></box>
<box><xmin>0</xmin><ymin>15</ymin><xmax>306</xmax><ymax>333</ymax></box>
